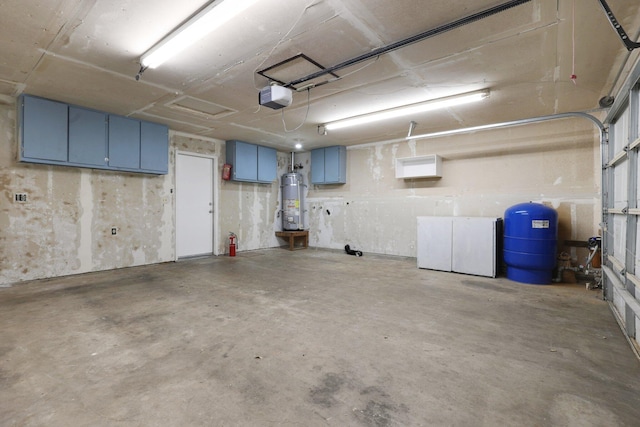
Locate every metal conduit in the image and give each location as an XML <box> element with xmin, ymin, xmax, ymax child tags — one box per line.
<box><xmin>285</xmin><ymin>0</ymin><xmax>532</xmax><ymax>88</ymax></box>
<box><xmin>407</xmin><ymin>112</ymin><xmax>605</xmax><ymax>141</ymax></box>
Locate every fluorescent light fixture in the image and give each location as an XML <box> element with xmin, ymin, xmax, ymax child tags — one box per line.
<box><xmin>140</xmin><ymin>0</ymin><xmax>258</xmax><ymax>69</ymax></box>
<box><xmin>323</xmin><ymin>90</ymin><xmax>489</xmax><ymax>131</ymax></box>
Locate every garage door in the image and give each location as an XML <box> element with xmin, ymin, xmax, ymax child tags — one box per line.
<box><xmin>603</xmin><ymin>67</ymin><xmax>640</xmax><ymax>354</ymax></box>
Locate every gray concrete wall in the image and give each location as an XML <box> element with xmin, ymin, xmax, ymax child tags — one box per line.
<box><xmin>0</xmin><ymin>96</ymin><xmax>601</xmax><ymax>286</ymax></box>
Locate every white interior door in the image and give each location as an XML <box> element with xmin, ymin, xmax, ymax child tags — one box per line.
<box><xmin>176</xmin><ymin>153</ymin><xmax>213</xmax><ymax>258</ymax></box>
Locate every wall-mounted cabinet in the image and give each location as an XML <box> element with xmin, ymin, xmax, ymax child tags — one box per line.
<box><xmin>311</xmin><ymin>145</ymin><xmax>347</xmax><ymax>184</ymax></box>
<box><xmin>395</xmin><ymin>154</ymin><xmax>442</xmax><ymax>179</ymax></box>
<box><xmin>69</xmin><ymin>106</ymin><xmax>107</xmax><ymax>167</ymax></box>
<box><xmin>108</xmin><ymin>115</ymin><xmax>140</xmax><ymax>169</ymax></box>
<box><xmin>18</xmin><ymin>94</ymin><xmax>169</xmax><ymax>174</ymax></box>
<box><xmin>225</xmin><ymin>140</ymin><xmax>277</xmax><ymax>183</ymax></box>
<box><xmin>140</xmin><ymin>122</ymin><xmax>169</xmax><ymax>173</ymax></box>
<box><xmin>21</xmin><ymin>96</ymin><xmax>68</xmax><ymax>162</ymax></box>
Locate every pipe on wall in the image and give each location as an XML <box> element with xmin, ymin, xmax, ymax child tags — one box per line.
<box><xmin>407</xmin><ymin>112</ymin><xmax>605</xmax><ymax>140</ymax></box>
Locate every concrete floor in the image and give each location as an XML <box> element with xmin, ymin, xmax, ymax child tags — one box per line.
<box><xmin>1</xmin><ymin>249</ymin><xmax>639</xmax><ymax>426</ymax></box>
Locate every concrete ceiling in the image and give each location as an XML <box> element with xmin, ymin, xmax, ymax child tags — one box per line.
<box><xmin>1</xmin><ymin>0</ymin><xmax>639</xmax><ymax>151</ymax></box>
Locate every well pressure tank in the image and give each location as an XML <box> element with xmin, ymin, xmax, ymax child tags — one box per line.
<box><xmin>503</xmin><ymin>202</ymin><xmax>558</xmax><ymax>284</ymax></box>
<box><xmin>281</xmin><ymin>172</ymin><xmax>305</xmax><ymax>230</ymax></box>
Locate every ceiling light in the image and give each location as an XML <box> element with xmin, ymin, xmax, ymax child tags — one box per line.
<box><xmin>295</xmin><ymin>143</ymin><xmax>303</xmax><ymax>149</ymax></box>
<box><xmin>140</xmin><ymin>0</ymin><xmax>258</xmax><ymax>69</ymax></box>
<box><xmin>323</xmin><ymin>90</ymin><xmax>489</xmax><ymax>131</ymax></box>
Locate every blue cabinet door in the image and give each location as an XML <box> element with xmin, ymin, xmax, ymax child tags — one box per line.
<box><xmin>140</xmin><ymin>122</ymin><xmax>169</xmax><ymax>173</ymax></box>
<box><xmin>257</xmin><ymin>146</ymin><xmax>277</xmax><ymax>182</ymax></box>
<box><xmin>21</xmin><ymin>95</ymin><xmax>68</xmax><ymax>162</ymax></box>
<box><xmin>68</xmin><ymin>107</ymin><xmax>107</xmax><ymax>167</ymax></box>
<box><xmin>108</xmin><ymin>115</ymin><xmax>140</xmax><ymax>169</ymax></box>
<box><xmin>324</xmin><ymin>146</ymin><xmax>347</xmax><ymax>183</ymax></box>
<box><xmin>227</xmin><ymin>140</ymin><xmax>258</xmax><ymax>181</ymax></box>
<box><xmin>310</xmin><ymin>148</ymin><xmax>325</xmax><ymax>184</ymax></box>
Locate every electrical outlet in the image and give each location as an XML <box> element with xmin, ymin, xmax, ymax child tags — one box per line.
<box><xmin>14</xmin><ymin>193</ymin><xmax>27</xmax><ymax>203</ymax></box>
<box><xmin>111</xmin><ymin>227</ymin><xmax>117</xmax><ymax>235</ymax></box>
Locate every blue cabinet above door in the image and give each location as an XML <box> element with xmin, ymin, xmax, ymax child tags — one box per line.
<box><xmin>226</xmin><ymin>140</ymin><xmax>277</xmax><ymax>183</ymax></box>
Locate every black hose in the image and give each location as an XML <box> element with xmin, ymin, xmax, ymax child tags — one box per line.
<box><xmin>345</xmin><ymin>244</ymin><xmax>363</xmax><ymax>257</ymax></box>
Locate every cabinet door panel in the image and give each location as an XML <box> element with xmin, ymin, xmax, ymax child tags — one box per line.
<box><xmin>69</xmin><ymin>107</ymin><xmax>107</xmax><ymax>166</ymax></box>
<box><xmin>21</xmin><ymin>96</ymin><xmax>68</xmax><ymax>162</ymax></box>
<box><xmin>234</xmin><ymin>141</ymin><xmax>258</xmax><ymax>181</ymax></box>
<box><xmin>324</xmin><ymin>146</ymin><xmax>340</xmax><ymax>182</ymax></box>
<box><xmin>324</xmin><ymin>146</ymin><xmax>347</xmax><ymax>183</ymax></box>
<box><xmin>108</xmin><ymin>115</ymin><xmax>140</xmax><ymax>169</ymax></box>
<box><xmin>257</xmin><ymin>146</ymin><xmax>277</xmax><ymax>182</ymax></box>
<box><xmin>452</xmin><ymin>218</ymin><xmax>498</xmax><ymax>277</ymax></box>
<box><xmin>310</xmin><ymin>148</ymin><xmax>325</xmax><ymax>184</ymax></box>
<box><xmin>417</xmin><ymin>217</ymin><xmax>453</xmax><ymax>271</ymax></box>
<box><xmin>140</xmin><ymin>122</ymin><xmax>169</xmax><ymax>173</ymax></box>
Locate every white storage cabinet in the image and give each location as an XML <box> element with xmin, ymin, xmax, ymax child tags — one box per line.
<box><xmin>417</xmin><ymin>216</ymin><xmax>502</xmax><ymax>278</ymax></box>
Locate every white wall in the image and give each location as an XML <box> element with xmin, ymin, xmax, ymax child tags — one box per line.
<box><xmin>300</xmin><ymin>117</ymin><xmax>601</xmax><ymax>261</ymax></box>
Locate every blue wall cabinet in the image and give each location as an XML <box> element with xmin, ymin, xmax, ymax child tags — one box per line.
<box><xmin>311</xmin><ymin>145</ymin><xmax>347</xmax><ymax>184</ymax></box>
<box><xmin>69</xmin><ymin>107</ymin><xmax>107</xmax><ymax>167</ymax></box>
<box><xmin>140</xmin><ymin>122</ymin><xmax>169</xmax><ymax>173</ymax></box>
<box><xmin>18</xmin><ymin>94</ymin><xmax>169</xmax><ymax>175</ymax></box>
<box><xmin>226</xmin><ymin>140</ymin><xmax>276</xmax><ymax>183</ymax></box>
<box><xmin>20</xmin><ymin>95</ymin><xmax>68</xmax><ymax>162</ymax></box>
<box><xmin>108</xmin><ymin>115</ymin><xmax>140</xmax><ymax>169</ymax></box>
<box><xmin>257</xmin><ymin>145</ymin><xmax>277</xmax><ymax>182</ymax></box>
<box><xmin>310</xmin><ymin>148</ymin><xmax>325</xmax><ymax>184</ymax></box>
<box><xmin>227</xmin><ymin>140</ymin><xmax>257</xmax><ymax>181</ymax></box>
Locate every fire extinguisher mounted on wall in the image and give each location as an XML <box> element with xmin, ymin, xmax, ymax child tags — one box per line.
<box><xmin>228</xmin><ymin>232</ymin><xmax>237</xmax><ymax>257</ymax></box>
<box><xmin>222</xmin><ymin>164</ymin><xmax>232</xmax><ymax>180</ymax></box>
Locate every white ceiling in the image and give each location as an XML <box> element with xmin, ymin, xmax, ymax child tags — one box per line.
<box><xmin>1</xmin><ymin>0</ymin><xmax>639</xmax><ymax>151</ymax></box>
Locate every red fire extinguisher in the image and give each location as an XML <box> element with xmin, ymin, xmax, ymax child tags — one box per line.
<box><xmin>222</xmin><ymin>164</ymin><xmax>232</xmax><ymax>181</ymax></box>
<box><xmin>229</xmin><ymin>232</ymin><xmax>237</xmax><ymax>257</ymax></box>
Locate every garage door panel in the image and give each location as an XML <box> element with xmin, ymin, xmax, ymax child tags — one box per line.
<box><xmin>636</xmin><ymin>217</ymin><xmax>640</xmax><ymax>275</ymax></box>
<box><xmin>613</xmin><ymin>215</ymin><xmax>627</xmax><ymax>262</ymax></box>
<box><xmin>636</xmin><ymin>158</ymin><xmax>640</xmax><ymax>206</ymax></box>
<box><xmin>613</xmin><ymin>287</ymin><xmax>627</xmax><ymax>323</ymax></box>
<box><xmin>612</xmin><ymin>106</ymin><xmax>629</xmax><ymax>153</ymax></box>
<box><xmin>613</xmin><ymin>163</ymin><xmax>628</xmax><ymax>210</ymax></box>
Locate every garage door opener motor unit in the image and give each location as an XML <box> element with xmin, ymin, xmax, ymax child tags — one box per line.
<box><xmin>259</xmin><ymin>85</ymin><xmax>292</xmax><ymax>109</ymax></box>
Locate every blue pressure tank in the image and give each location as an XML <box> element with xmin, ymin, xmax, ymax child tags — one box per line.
<box><xmin>503</xmin><ymin>203</ymin><xmax>558</xmax><ymax>284</ymax></box>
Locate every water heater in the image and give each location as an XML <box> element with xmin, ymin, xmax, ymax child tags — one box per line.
<box><xmin>281</xmin><ymin>152</ymin><xmax>305</xmax><ymax>230</ymax></box>
<box><xmin>281</xmin><ymin>172</ymin><xmax>305</xmax><ymax>230</ymax></box>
